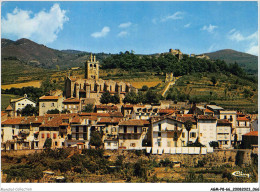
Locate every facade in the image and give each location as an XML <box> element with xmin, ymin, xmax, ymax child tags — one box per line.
<box><xmin>118</xmin><ymin>119</ymin><xmax>150</xmax><ymax>149</ymax></box>
<box><xmin>39</xmin><ymin>96</ymin><xmax>64</xmax><ymax>116</ymax></box>
<box><xmin>217</xmin><ymin>119</ymin><xmax>232</xmax><ymax>149</ymax></box>
<box><xmin>236</xmin><ymin>116</ymin><xmax>251</xmax><ymax>143</ymax></box>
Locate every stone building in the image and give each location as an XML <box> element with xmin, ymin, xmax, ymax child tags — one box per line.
<box><xmin>65</xmin><ymin>54</ymin><xmax>137</xmax><ymax>105</ymax></box>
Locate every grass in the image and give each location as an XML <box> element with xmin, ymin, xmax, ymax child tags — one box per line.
<box><xmin>1</xmin><ymin>94</ymin><xmax>20</xmax><ymax>110</ymax></box>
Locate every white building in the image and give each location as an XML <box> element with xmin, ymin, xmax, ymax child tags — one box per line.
<box><xmin>8</xmin><ymin>94</ymin><xmax>36</xmax><ymax>117</ymax></box>
<box><xmin>197</xmin><ymin>115</ymin><xmax>217</xmax><ymax>147</ymax></box>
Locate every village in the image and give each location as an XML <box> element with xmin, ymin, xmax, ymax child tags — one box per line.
<box><xmin>1</xmin><ymin>54</ymin><xmax>258</xmax><ymax>155</ymax></box>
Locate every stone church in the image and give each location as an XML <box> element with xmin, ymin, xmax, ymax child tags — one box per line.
<box><xmin>65</xmin><ymin>54</ymin><xmax>137</xmax><ymax>104</ymax></box>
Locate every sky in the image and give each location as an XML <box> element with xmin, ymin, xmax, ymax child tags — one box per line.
<box><xmin>1</xmin><ymin>1</ymin><xmax>258</xmax><ymax>55</ymax></box>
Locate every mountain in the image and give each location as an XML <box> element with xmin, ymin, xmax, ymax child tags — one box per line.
<box><xmin>1</xmin><ymin>38</ymin><xmax>111</xmax><ymax>70</ymax></box>
<box><xmin>204</xmin><ymin>49</ymin><xmax>258</xmax><ymax>75</ymax></box>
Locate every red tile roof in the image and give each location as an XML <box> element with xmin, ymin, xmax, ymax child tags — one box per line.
<box><xmin>204</xmin><ymin>108</ymin><xmax>214</xmax><ymax>113</ymax></box>
<box><xmin>176</xmin><ymin>116</ymin><xmax>197</xmax><ymax>123</ymax></box>
<box><xmin>237</xmin><ymin>117</ymin><xmax>250</xmax><ymax>121</ymax></box>
<box><xmin>5</xmin><ymin>105</ymin><xmax>13</xmax><ymax>111</ymax></box>
<box><xmin>39</xmin><ymin>96</ymin><xmax>59</xmax><ymax>100</ymax></box>
<box><xmin>95</xmin><ymin>105</ymin><xmax>118</xmax><ymax>110</ymax></box>
<box><xmin>98</xmin><ymin>117</ymin><xmax>122</xmax><ymax>124</ymax></box>
<box><xmin>63</xmin><ymin>97</ymin><xmax>80</xmax><ymax>103</ymax></box>
<box><xmin>71</xmin><ymin>116</ymin><xmax>81</xmax><ymax>123</ymax></box>
<box><xmin>243</xmin><ymin>131</ymin><xmax>258</xmax><ymax>136</ymax></box>
<box><xmin>1</xmin><ymin>111</ymin><xmax>8</xmax><ymax>116</ymax></box>
<box><xmin>197</xmin><ymin>115</ymin><xmax>217</xmax><ymax>120</ymax></box>
<box><xmin>159</xmin><ymin>109</ymin><xmax>176</xmax><ymax>114</ymax></box>
<box><xmin>79</xmin><ymin>112</ymin><xmax>110</xmax><ymax>117</ymax></box>
<box><xmin>217</xmin><ymin>119</ymin><xmax>231</xmax><ymax>125</ymax></box>
<box><xmin>119</xmin><ymin>119</ymin><xmax>150</xmax><ymax>126</ymax></box>
<box><xmin>2</xmin><ymin>118</ymin><xmax>24</xmax><ymax>125</ymax></box>
<box><xmin>109</xmin><ymin>112</ymin><xmax>123</xmax><ymax>117</ymax></box>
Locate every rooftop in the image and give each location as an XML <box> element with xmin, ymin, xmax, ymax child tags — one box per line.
<box><xmin>206</xmin><ymin>105</ymin><xmax>223</xmax><ymax>110</ymax></box>
<box><xmin>243</xmin><ymin>131</ymin><xmax>258</xmax><ymax>137</ymax></box>
<box><xmin>119</xmin><ymin>119</ymin><xmax>150</xmax><ymax>126</ymax></box>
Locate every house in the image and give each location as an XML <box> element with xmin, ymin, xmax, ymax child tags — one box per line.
<box><xmin>197</xmin><ymin>115</ymin><xmax>218</xmax><ymax>147</ymax></box>
<box><xmin>151</xmin><ymin>117</ymin><xmax>183</xmax><ymax>149</ymax></box>
<box><xmin>217</xmin><ymin>119</ymin><xmax>232</xmax><ymax>149</ymax></box>
<box><xmin>39</xmin><ymin>115</ymin><xmax>64</xmax><ymax>149</ymax></box>
<box><xmin>236</xmin><ymin>116</ymin><xmax>251</xmax><ymax>144</ymax></box>
<box><xmin>8</xmin><ymin>94</ymin><xmax>36</xmax><ymax>117</ymax></box>
<box><xmin>62</xmin><ymin>97</ymin><xmax>80</xmax><ymax>113</ymax></box>
<box><xmin>118</xmin><ymin>119</ymin><xmax>150</xmax><ymax>149</ymax></box>
<box><xmin>39</xmin><ymin>96</ymin><xmax>64</xmax><ymax>116</ymax></box>
<box><xmin>66</xmin><ymin>116</ymin><xmax>90</xmax><ymax>149</ymax></box>
<box><xmin>242</xmin><ymin>131</ymin><xmax>258</xmax><ymax>149</ymax></box>
<box><xmin>219</xmin><ymin>110</ymin><xmax>237</xmax><ymax>129</ymax></box>
<box><xmin>206</xmin><ymin>105</ymin><xmax>223</xmax><ymax>118</ymax></box>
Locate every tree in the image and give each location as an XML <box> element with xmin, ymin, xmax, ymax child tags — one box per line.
<box><xmin>211</xmin><ymin>76</ymin><xmax>217</xmax><ymax>86</ymax></box>
<box><xmin>184</xmin><ymin>120</ymin><xmax>193</xmax><ymax>144</ymax></box>
<box><xmin>141</xmin><ymin>85</ymin><xmax>148</xmax><ymax>91</ymax></box>
<box><xmin>209</xmin><ymin>141</ymin><xmax>219</xmax><ymax>149</ymax></box>
<box><xmin>43</xmin><ymin>138</ymin><xmax>52</xmax><ymax>149</ymax></box>
<box><xmin>19</xmin><ymin>104</ymin><xmax>38</xmax><ymax>116</ymax></box>
<box><xmin>100</xmin><ymin>91</ymin><xmax>111</xmax><ymax>104</ymax></box>
<box><xmin>47</xmin><ymin>109</ymin><xmax>60</xmax><ymax>114</ymax></box>
<box><xmin>83</xmin><ymin>104</ymin><xmax>94</xmax><ymax>112</ymax></box>
<box><xmin>111</xmin><ymin>94</ymin><xmax>120</xmax><ymax>104</ymax></box>
<box><xmin>89</xmin><ymin>130</ymin><xmax>102</xmax><ymax>148</ymax></box>
<box><xmin>123</xmin><ymin>91</ymin><xmax>138</xmax><ymax>104</ymax></box>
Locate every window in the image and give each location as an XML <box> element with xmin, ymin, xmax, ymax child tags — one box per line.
<box><xmin>51</xmin><ymin>103</ymin><xmax>55</xmax><ymax>107</ymax></box>
<box><xmin>12</xmin><ymin>129</ymin><xmax>15</xmax><ymax>134</ymax></box>
<box><xmin>128</xmin><ymin>134</ymin><xmax>131</xmax><ymax>139</ymax></box>
<box><xmin>76</xmin><ymin>133</ymin><xmax>79</xmax><ymax>140</ymax></box>
<box><xmin>47</xmin><ymin>133</ymin><xmax>50</xmax><ymax>138</ymax></box>
<box><xmin>124</xmin><ymin>126</ymin><xmax>127</xmax><ymax>133</ymax></box>
<box><xmin>83</xmin><ymin>133</ymin><xmax>87</xmax><ymax>140</ymax></box>
<box><xmin>61</xmin><ymin>133</ymin><xmax>64</xmax><ymax>138</ymax></box>
<box><xmin>12</xmin><ymin>125</ymin><xmax>15</xmax><ymax>128</ymax></box>
<box><xmin>83</xmin><ymin>126</ymin><xmax>87</xmax><ymax>132</ymax></box>
<box><xmin>35</xmin><ymin>142</ymin><xmax>38</xmax><ymax>147</ymax></box>
<box><xmin>158</xmin><ymin>141</ymin><xmax>161</xmax><ymax>147</ymax></box>
<box><xmin>158</xmin><ymin>123</ymin><xmax>161</xmax><ymax>131</ymax></box>
<box><xmin>190</xmin><ymin>132</ymin><xmax>196</xmax><ymax>138</ymax></box>
<box><xmin>142</xmin><ymin>128</ymin><xmax>147</xmax><ymax>132</ymax></box>
<box><xmin>230</xmin><ymin>116</ymin><xmax>233</xmax><ymax>121</ymax></box>
<box><xmin>134</xmin><ymin>135</ymin><xmax>138</xmax><ymax>139</ymax></box>
<box><xmin>55</xmin><ymin>142</ymin><xmax>58</xmax><ymax>146</ymax></box>
<box><xmin>174</xmin><ymin>132</ymin><xmax>178</xmax><ymax>140</ymax></box>
<box><xmin>130</xmin><ymin>143</ymin><xmax>136</xmax><ymax>147</ymax></box>
<box><xmin>62</xmin><ymin>142</ymin><xmax>65</xmax><ymax>146</ymax></box>
<box><xmin>107</xmin><ymin>142</ymin><xmax>111</xmax><ymax>146</ymax></box>
<box><xmin>158</xmin><ymin>132</ymin><xmax>161</xmax><ymax>137</ymax></box>
<box><xmin>224</xmin><ymin>115</ymin><xmax>227</xmax><ymax>119</ymax></box>
<box><xmin>42</xmin><ymin>133</ymin><xmax>45</xmax><ymax>139</ymax></box>
<box><xmin>200</xmin><ymin>133</ymin><xmax>202</xmax><ymax>137</ymax></box>
<box><xmin>76</xmin><ymin>126</ymin><xmax>79</xmax><ymax>132</ymax></box>
<box><xmin>182</xmin><ymin>132</ymin><xmax>185</xmax><ymax>138</ymax></box>
<box><xmin>134</xmin><ymin>126</ymin><xmax>137</xmax><ymax>133</ymax></box>
<box><xmin>245</xmin><ymin>122</ymin><xmax>247</xmax><ymax>126</ymax></box>
<box><xmin>53</xmin><ymin>133</ymin><xmax>56</xmax><ymax>139</ymax></box>
<box><xmin>224</xmin><ymin>141</ymin><xmax>228</xmax><ymax>145</ymax></box>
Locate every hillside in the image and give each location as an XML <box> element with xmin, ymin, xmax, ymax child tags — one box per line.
<box><xmin>2</xmin><ymin>38</ymin><xmax>112</xmax><ymax>70</ymax></box>
<box><xmin>204</xmin><ymin>49</ymin><xmax>258</xmax><ymax>75</ymax></box>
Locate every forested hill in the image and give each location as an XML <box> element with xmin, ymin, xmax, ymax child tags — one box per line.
<box><xmin>204</xmin><ymin>49</ymin><xmax>258</xmax><ymax>75</ymax></box>
<box><xmin>101</xmin><ymin>51</ymin><xmax>257</xmax><ymax>83</ymax></box>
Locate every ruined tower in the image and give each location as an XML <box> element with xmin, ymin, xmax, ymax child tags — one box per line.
<box><xmin>85</xmin><ymin>53</ymin><xmax>99</xmax><ymax>80</ymax></box>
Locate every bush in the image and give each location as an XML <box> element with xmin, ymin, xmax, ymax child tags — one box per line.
<box><xmin>209</xmin><ymin>141</ymin><xmax>219</xmax><ymax>149</ymax></box>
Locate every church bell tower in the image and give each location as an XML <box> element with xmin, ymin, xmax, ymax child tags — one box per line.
<box><xmin>85</xmin><ymin>53</ymin><xmax>99</xmax><ymax>80</ymax></box>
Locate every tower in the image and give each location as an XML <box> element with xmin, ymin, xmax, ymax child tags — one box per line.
<box><xmin>85</xmin><ymin>53</ymin><xmax>99</xmax><ymax>80</ymax></box>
